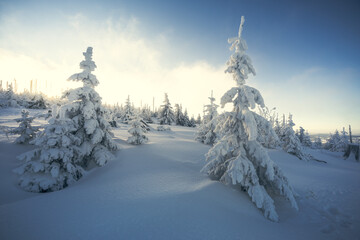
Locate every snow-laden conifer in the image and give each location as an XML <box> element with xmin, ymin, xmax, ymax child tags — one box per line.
<box><xmin>183</xmin><ymin>109</ymin><xmax>194</xmax><ymax>127</ymax></box>
<box><xmin>127</xmin><ymin>116</ymin><xmax>148</xmax><ymax>145</ymax></box>
<box><xmin>14</xmin><ymin>47</ymin><xmax>119</xmax><ymax>192</ymax></box>
<box><xmin>313</xmin><ymin>137</ymin><xmax>322</xmax><ymax>149</ymax></box>
<box><xmin>9</xmin><ymin>109</ymin><xmax>40</xmax><ymax>144</ymax></box>
<box><xmin>122</xmin><ymin>96</ymin><xmax>134</xmax><ymax>124</ymax></box>
<box><xmin>140</xmin><ymin>105</ymin><xmax>153</xmax><ymax>123</ymax></box>
<box><xmin>174</xmin><ymin>104</ymin><xmax>185</xmax><ymax>126</ymax></box>
<box><xmin>196</xmin><ymin>114</ymin><xmax>201</xmax><ymax>124</ymax></box>
<box><xmin>159</xmin><ymin>93</ymin><xmax>175</xmax><ymax>125</ymax></box>
<box><xmin>189</xmin><ymin>115</ymin><xmax>196</xmax><ymax>127</ymax></box>
<box><xmin>281</xmin><ymin>114</ymin><xmax>309</xmax><ymax>160</ymax></box>
<box><xmin>202</xmin><ymin>17</ymin><xmax>298</xmax><ymax>221</ymax></box>
<box><xmin>257</xmin><ymin>106</ymin><xmax>279</xmax><ymax>148</ymax></box>
<box><xmin>324</xmin><ymin>129</ymin><xmax>347</xmax><ymax>152</ymax></box>
<box><xmin>14</xmin><ymin>115</ymin><xmax>84</xmax><ymax>192</ymax></box>
<box><xmin>196</xmin><ymin>91</ymin><xmax>219</xmax><ymax>145</ymax></box>
<box><xmin>298</xmin><ymin>127</ymin><xmax>305</xmax><ymax>144</ymax></box>
<box><xmin>302</xmin><ymin>131</ymin><xmax>312</xmax><ymax>147</ymax></box>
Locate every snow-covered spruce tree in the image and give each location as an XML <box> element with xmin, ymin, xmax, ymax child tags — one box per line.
<box><xmin>196</xmin><ymin>91</ymin><xmax>219</xmax><ymax>145</ymax></box>
<box><xmin>189</xmin><ymin>115</ymin><xmax>196</xmax><ymax>127</ymax></box>
<box><xmin>325</xmin><ymin>129</ymin><xmax>347</xmax><ymax>152</ymax></box>
<box><xmin>9</xmin><ymin>109</ymin><xmax>40</xmax><ymax>144</ymax></box>
<box><xmin>255</xmin><ymin>114</ymin><xmax>279</xmax><ymax>149</ymax></box>
<box><xmin>298</xmin><ymin>126</ymin><xmax>305</xmax><ymax>144</ymax></box>
<box><xmin>281</xmin><ymin>114</ymin><xmax>309</xmax><ymax>160</ymax></box>
<box><xmin>256</xmin><ymin>106</ymin><xmax>279</xmax><ymax>148</ymax></box>
<box><xmin>122</xmin><ymin>95</ymin><xmax>134</xmax><ymax>124</ymax></box>
<box><xmin>5</xmin><ymin>83</ymin><xmax>14</xmax><ymax>100</ymax></box>
<box><xmin>202</xmin><ymin>17</ymin><xmax>298</xmax><ymax>221</ymax></box>
<box><xmin>313</xmin><ymin>137</ymin><xmax>322</xmax><ymax>149</ymax></box>
<box><xmin>174</xmin><ymin>104</ymin><xmax>185</xmax><ymax>126</ymax></box>
<box><xmin>14</xmin><ymin>114</ymin><xmax>85</xmax><ymax>192</ymax></box>
<box><xmin>183</xmin><ymin>109</ymin><xmax>193</xmax><ymax>127</ymax></box>
<box><xmin>159</xmin><ymin>93</ymin><xmax>175</xmax><ymax>125</ymax></box>
<box><xmin>140</xmin><ymin>105</ymin><xmax>153</xmax><ymax>123</ymax></box>
<box><xmin>302</xmin><ymin>130</ymin><xmax>312</xmax><ymax>148</ymax></box>
<box><xmin>14</xmin><ymin>47</ymin><xmax>119</xmax><ymax>192</ymax></box>
<box><xmin>127</xmin><ymin>116</ymin><xmax>148</xmax><ymax>145</ymax></box>
<box><xmin>196</xmin><ymin>114</ymin><xmax>201</xmax><ymax>125</ymax></box>
<box><xmin>273</xmin><ymin>115</ymin><xmax>282</xmax><ymax>140</ymax></box>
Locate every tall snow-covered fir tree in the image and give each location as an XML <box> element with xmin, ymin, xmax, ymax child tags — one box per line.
<box><xmin>14</xmin><ymin>47</ymin><xmax>119</xmax><ymax>192</ymax></box>
<box><xmin>9</xmin><ymin>109</ymin><xmax>40</xmax><ymax>144</ymax></box>
<box><xmin>202</xmin><ymin>17</ymin><xmax>298</xmax><ymax>221</ymax></box>
<box><xmin>159</xmin><ymin>93</ymin><xmax>175</xmax><ymax>125</ymax></box>
<box><xmin>196</xmin><ymin>91</ymin><xmax>219</xmax><ymax>145</ymax></box>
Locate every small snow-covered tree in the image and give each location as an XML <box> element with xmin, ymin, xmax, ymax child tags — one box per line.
<box><xmin>127</xmin><ymin>116</ymin><xmax>148</xmax><ymax>145</ymax></box>
<box><xmin>122</xmin><ymin>95</ymin><xmax>134</xmax><ymax>124</ymax></box>
<box><xmin>196</xmin><ymin>91</ymin><xmax>219</xmax><ymax>145</ymax></box>
<box><xmin>313</xmin><ymin>137</ymin><xmax>322</xmax><ymax>149</ymax></box>
<box><xmin>5</xmin><ymin>83</ymin><xmax>14</xmax><ymax>100</ymax></box>
<box><xmin>9</xmin><ymin>110</ymin><xmax>40</xmax><ymax>144</ymax></box>
<box><xmin>302</xmin><ymin>130</ymin><xmax>312</xmax><ymax>147</ymax></box>
<box><xmin>140</xmin><ymin>105</ymin><xmax>153</xmax><ymax>123</ymax></box>
<box><xmin>196</xmin><ymin>114</ymin><xmax>201</xmax><ymax>124</ymax></box>
<box><xmin>174</xmin><ymin>104</ymin><xmax>185</xmax><ymax>126</ymax></box>
<box><xmin>324</xmin><ymin>129</ymin><xmax>347</xmax><ymax>152</ymax></box>
<box><xmin>255</xmin><ymin>114</ymin><xmax>279</xmax><ymax>149</ymax></box>
<box><xmin>257</xmin><ymin>107</ymin><xmax>279</xmax><ymax>148</ymax></box>
<box><xmin>183</xmin><ymin>109</ymin><xmax>193</xmax><ymax>127</ymax></box>
<box><xmin>202</xmin><ymin>17</ymin><xmax>298</xmax><ymax>221</ymax></box>
<box><xmin>159</xmin><ymin>93</ymin><xmax>175</xmax><ymax>125</ymax></box>
<box><xmin>298</xmin><ymin>127</ymin><xmax>305</xmax><ymax>143</ymax></box>
<box><xmin>14</xmin><ymin>47</ymin><xmax>119</xmax><ymax>192</ymax></box>
<box><xmin>281</xmin><ymin>114</ymin><xmax>309</xmax><ymax>160</ymax></box>
<box><xmin>14</xmin><ymin>116</ymin><xmax>85</xmax><ymax>192</ymax></box>
<box><xmin>273</xmin><ymin>115</ymin><xmax>282</xmax><ymax>139</ymax></box>
<box><xmin>340</xmin><ymin>127</ymin><xmax>349</xmax><ymax>147</ymax></box>
<box><xmin>189</xmin><ymin>115</ymin><xmax>196</xmax><ymax>127</ymax></box>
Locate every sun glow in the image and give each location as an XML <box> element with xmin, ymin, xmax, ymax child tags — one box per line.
<box><xmin>0</xmin><ymin>14</ymin><xmax>232</xmax><ymax>117</ymax></box>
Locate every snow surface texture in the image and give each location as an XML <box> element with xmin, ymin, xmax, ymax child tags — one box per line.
<box><xmin>13</xmin><ymin>47</ymin><xmax>119</xmax><ymax>192</ymax></box>
<box><xmin>0</xmin><ymin>109</ymin><xmax>359</xmax><ymax>239</ymax></box>
<box><xmin>202</xmin><ymin>16</ymin><xmax>298</xmax><ymax>221</ymax></box>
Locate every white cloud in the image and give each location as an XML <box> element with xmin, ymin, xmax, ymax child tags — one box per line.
<box><xmin>0</xmin><ymin>12</ymin><xmax>230</xmax><ymax>117</ymax></box>
<box><xmin>1</xmin><ymin>10</ymin><xmax>358</xmax><ymax>133</ymax></box>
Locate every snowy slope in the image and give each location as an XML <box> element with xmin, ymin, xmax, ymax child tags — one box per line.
<box><xmin>0</xmin><ymin>109</ymin><xmax>359</xmax><ymax>240</ymax></box>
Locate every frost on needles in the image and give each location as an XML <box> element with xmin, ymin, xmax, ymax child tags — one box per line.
<box><xmin>202</xmin><ymin>17</ymin><xmax>298</xmax><ymax>221</ymax></box>
<box><xmin>14</xmin><ymin>47</ymin><xmax>119</xmax><ymax>192</ymax></box>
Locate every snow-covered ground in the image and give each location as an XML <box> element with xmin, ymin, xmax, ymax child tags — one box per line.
<box><xmin>0</xmin><ymin>108</ymin><xmax>359</xmax><ymax>240</ymax></box>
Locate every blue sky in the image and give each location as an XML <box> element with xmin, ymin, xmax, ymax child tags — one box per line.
<box><xmin>0</xmin><ymin>0</ymin><xmax>359</xmax><ymax>133</ymax></box>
